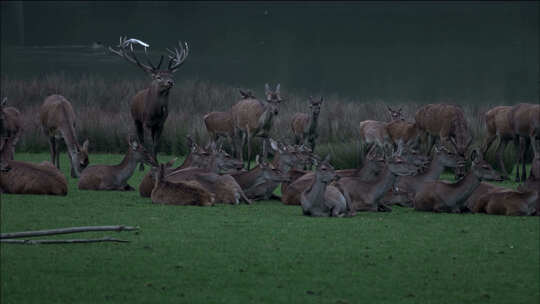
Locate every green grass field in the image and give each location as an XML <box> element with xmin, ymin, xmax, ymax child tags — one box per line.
<box><xmin>1</xmin><ymin>153</ymin><xmax>539</xmax><ymax>304</ymax></box>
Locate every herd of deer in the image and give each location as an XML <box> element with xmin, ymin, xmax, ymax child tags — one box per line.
<box><xmin>1</xmin><ymin>37</ymin><xmax>539</xmax><ymax>217</ymax></box>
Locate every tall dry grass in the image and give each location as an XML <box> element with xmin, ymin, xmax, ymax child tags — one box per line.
<box><xmin>1</xmin><ymin>73</ymin><xmax>521</xmax><ymax>169</ymax></box>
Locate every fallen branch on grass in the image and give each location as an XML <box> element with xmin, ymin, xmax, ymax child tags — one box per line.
<box><xmin>0</xmin><ymin>225</ymin><xmax>139</xmax><ymax>239</ymax></box>
<box><xmin>1</xmin><ymin>237</ymin><xmax>129</xmax><ymax>245</ymax></box>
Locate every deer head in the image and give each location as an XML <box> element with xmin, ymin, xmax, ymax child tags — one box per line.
<box><xmin>265</xmin><ymin>83</ymin><xmax>284</xmax><ymax>115</ymax></box>
<box><xmin>309</xmin><ymin>96</ymin><xmax>324</xmax><ymax>117</ymax></box>
<box><xmin>313</xmin><ymin>154</ymin><xmax>339</xmax><ymax>184</ymax></box>
<box><xmin>387</xmin><ymin>152</ymin><xmax>418</xmax><ymax>176</ymax></box>
<box><xmin>77</xmin><ymin>139</ymin><xmax>90</xmax><ymax>171</ymax></box>
<box><xmin>434</xmin><ymin>145</ymin><xmax>465</xmax><ymax>168</ymax></box>
<box><xmin>470</xmin><ymin>149</ymin><xmax>504</xmax><ymax>181</ymax></box>
<box><xmin>128</xmin><ymin>136</ymin><xmax>158</xmax><ymax>167</ymax></box>
<box><xmin>256</xmin><ymin>155</ymin><xmax>289</xmax><ymax>183</ymax></box>
<box><xmin>387</xmin><ymin>106</ymin><xmax>404</xmax><ymax>121</ymax></box>
<box><xmin>108</xmin><ymin>36</ymin><xmax>189</xmax><ymax>94</ymax></box>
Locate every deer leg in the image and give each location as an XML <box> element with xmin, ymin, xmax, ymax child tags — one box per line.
<box><xmin>515</xmin><ymin>136</ymin><xmax>524</xmax><ymax>182</ymax></box>
<box><xmin>48</xmin><ymin>137</ymin><xmax>57</xmax><ymax>167</ymax></box>
<box><xmin>495</xmin><ymin>137</ymin><xmax>509</xmax><ymax>179</ymax></box>
<box><xmin>246</xmin><ymin>134</ymin><xmax>252</xmax><ymax>171</ymax></box>
<box><xmin>522</xmin><ymin>137</ymin><xmax>530</xmax><ymax>181</ymax></box>
<box><xmin>482</xmin><ymin>133</ymin><xmax>497</xmax><ymax>156</ymax></box>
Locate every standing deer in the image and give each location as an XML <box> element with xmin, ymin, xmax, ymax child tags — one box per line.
<box><xmin>386</xmin><ymin>120</ymin><xmax>422</xmax><ymax>153</ymax></box>
<box><xmin>0</xmin><ymin>97</ymin><xmax>23</xmax><ymax>161</ymax></box>
<box><xmin>508</xmin><ymin>103</ymin><xmax>540</xmax><ymax>182</ymax></box>
<box><xmin>78</xmin><ymin>137</ymin><xmax>157</xmax><ymax>191</ymax></box>
<box><xmin>481</xmin><ymin>106</ymin><xmax>514</xmax><ymax>179</ymax></box>
<box><xmin>231</xmin><ymin>83</ymin><xmax>284</xmax><ymax>169</ymax></box>
<box><xmin>0</xmin><ymin>160</ymin><xmax>67</xmax><ymax>195</ymax></box>
<box><xmin>291</xmin><ymin>96</ymin><xmax>323</xmax><ymax>152</ymax></box>
<box><xmin>387</xmin><ymin>106</ymin><xmax>404</xmax><ymax>121</ymax></box>
<box><xmin>359</xmin><ymin>120</ymin><xmax>393</xmax><ymax>157</ymax></box>
<box><xmin>414</xmin><ymin>149</ymin><xmax>504</xmax><ymax>213</ymax></box>
<box><xmin>107</xmin><ymin>36</ymin><xmax>189</xmax><ymax>163</ymax></box>
<box><xmin>203</xmin><ymin>90</ymin><xmax>254</xmax><ymax>156</ymax></box>
<box><xmin>300</xmin><ymin>155</ymin><xmax>348</xmax><ymax>217</ymax></box>
<box><xmin>39</xmin><ymin>94</ymin><xmax>90</xmax><ymax>178</ymax></box>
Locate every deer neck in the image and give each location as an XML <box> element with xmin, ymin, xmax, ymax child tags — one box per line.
<box><xmin>304</xmin><ymin>173</ymin><xmax>328</xmax><ymax>209</ymax></box>
<box><xmin>178</xmin><ymin>152</ymin><xmax>192</xmax><ymax>170</ymax></box>
<box><xmin>421</xmin><ymin>154</ymin><xmax>447</xmax><ymax>181</ymax></box>
<box><xmin>58</xmin><ymin>124</ymin><xmax>82</xmax><ymax>176</ymax></box>
<box><xmin>444</xmin><ymin>171</ymin><xmax>482</xmax><ymax>206</ymax></box>
<box><xmin>307</xmin><ymin>112</ymin><xmax>320</xmax><ymax>135</ymax></box>
<box><xmin>371</xmin><ymin>166</ymin><xmax>398</xmax><ymax>200</ymax></box>
<box><xmin>146</xmin><ymin>85</ymin><xmax>170</xmax><ymax>116</ymax></box>
<box><xmin>114</xmin><ymin>149</ymin><xmax>140</xmax><ymax>184</ymax></box>
<box><xmin>258</xmin><ymin>102</ymin><xmax>276</xmax><ymax>132</ymax></box>
<box><xmin>205</xmin><ymin>155</ymin><xmax>220</xmax><ymax>174</ymax></box>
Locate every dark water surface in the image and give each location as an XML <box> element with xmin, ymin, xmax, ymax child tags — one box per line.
<box><xmin>1</xmin><ymin>1</ymin><xmax>538</xmax><ymax>103</ymax></box>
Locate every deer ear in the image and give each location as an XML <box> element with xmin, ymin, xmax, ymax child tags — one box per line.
<box><xmin>265</xmin><ymin>83</ymin><xmax>271</xmax><ymax>94</ymax></box>
<box><xmin>239</xmin><ymin>89</ymin><xmax>248</xmax><ymax>98</ymax></box>
<box><xmin>1</xmin><ymin>97</ymin><xmax>6</xmax><ymax>107</ymax></box>
<box><xmin>255</xmin><ymin>154</ymin><xmax>260</xmax><ymax>165</ymax></box>
<box><xmin>82</xmin><ymin>139</ymin><xmax>90</xmax><ymax>151</ymax></box>
<box><xmin>276</xmin><ymin>84</ymin><xmax>281</xmax><ymax>93</ymax></box>
<box><xmin>270</xmin><ymin>138</ymin><xmax>280</xmax><ymax>152</ymax></box>
<box><xmin>131</xmin><ymin>140</ymin><xmax>139</xmax><ymax>150</ymax></box>
<box><xmin>387</xmin><ymin>106</ymin><xmax>392</xmax><ymax>111</ymax></box>
<box><xmin>319</xmin><ymin>97</ymin><xmax>324</xmax><ymax>103</ymax></box>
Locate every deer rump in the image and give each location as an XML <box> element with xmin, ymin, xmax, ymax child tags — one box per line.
<box><xmin>0</xmin><ymin>160</ymin><xmax>67</xmax><ymax>195</ymax></box>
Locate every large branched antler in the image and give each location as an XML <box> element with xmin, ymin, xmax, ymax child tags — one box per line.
<box><xmin>108</xmin><ymin>36</ymin><xmax>157</xmax><ymax>74</ymax></box>
<box><xmin>166</xmin><ymin>41</ymin><xmax>189</xmax><ymax>73</ymax></box>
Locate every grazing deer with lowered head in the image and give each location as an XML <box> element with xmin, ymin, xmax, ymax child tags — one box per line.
<box><xmin>481</xmin><ymin>106</ymin><xmax>514</xmax><ymax>179</ymax></box>
<box><xmin>291</xmin><ymin>96</ymin><xmax>323</xmax><ymax>152</ymax></box>
<box><xmin>508</xmin><ymin>103</ymin><xmax>540</xmax><ymax>182</ymax></box>
<box><xmin>0</xmin><ymin>97</ymin><xmax>23</xmax><ymax>161</ymax></box>
<box><xmin>335</xmin><ymin>154</ymin><xmax>418</xmax><ymax>215</ymax></box>
<box><xmin>383</xmin><ymin>145</ymin><xmax>464</xmax><ymax>207</ymax></box>
<box><xmin>39</xmin><ymin>94</ymin><xmax>90</xmax><ymax>178</ymax></box>
<box><xmin>0</xmin><ymin>160</ymin><xmax>67</xmax><ymax>195</ymax></box>
<box><xmin>107</xmin><ymin>36</ymin><xmax>189</xmax><ymax>164</ymax></box>
<box><xmin>78</xmin><ymin>137</ymin><xmax>157</xmax><ymax>191</ymax></box>
<box><xmin>414</xmin><ymin>149</ymin><xmax>503</xmax><ymax>213</ymax></box>
<box><xmin>231</xmin><ymin>155</ymin><xmax>289</xmax><ymax>200</ymax></box>
<box><xmin>203</xmin><ymin>90</ymin><xmax>254</xmax><ymax>156</ymax></box>
<box><xmin>231</xmin><ymin>83</ymin><xmax>284</xmax><ymax>169</ymax></box>
<box><xmin>301</xmin><ymin>155</ymin><xmax>348</xmax><ymax>217</ymax></box>
<box><xmin>151</xmin><ymin>164</ymin><xmax>215</xmax><ymax>206</ymax></box>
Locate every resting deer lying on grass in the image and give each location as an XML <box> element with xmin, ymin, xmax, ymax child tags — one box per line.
<box><xmin>150</xmin><ymin>164</ymin><xmax>215</xmax><ymax>206</ymax></box>
<box><xmin>336</xmin><ymin>154</ymin><xmax>418</xmax><ymax>215</ymax></box>
<box><xmin>414</xmin><ymin>149</ymin><xmax>503</xmax><ymax>213</ymax></box>
<box><xmin>0</xmin><ymin>159</ymin><xmax>67</xmax><ymax>195</ymax></box>
<box><xmin>39</xmin><ymin>94</ymin><xmax>90</xmax><ymax>178</ymax></box>
<box><xmin>382</xmin><ymin>145</ymin><xmax>464</xmax><ymax>207</ymax></box>
<box><xmin>301</xmin><ymin>155</ymin><xmax>348</xmax><ymax>217</ymax></box>
<box><xmin>471</xmin><ymin>187</ymin><xmax>538</xmax><ymax>216</ymax></box>
<box><xmin>78</xmin><ymin>138</ymin><xmax>157</xmax><ymax>191</ymax></box>
<box><xmin>0</xmin><ymin>97</ymin><xmax>23</xmax><ymax>161</ymax></box>
<box><xmin>231</xmin><ymin>155</ymin><xmax>289</xmax><ymax>200</ymax></box>
<box><xmin>291</xmin><ymin>96</ymin><xmax>323</xmax><ymax>152</ymax></box>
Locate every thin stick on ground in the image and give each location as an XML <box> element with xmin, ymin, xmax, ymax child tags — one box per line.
<box><xmin>1</xmin><ymin>237</ymin><xmax>129</xmax><ymax>245</ymax></box>
<box><xmin>0</xmin><ymin>225</ymin><xmax>139</xmax><ymax>239</ymax></box>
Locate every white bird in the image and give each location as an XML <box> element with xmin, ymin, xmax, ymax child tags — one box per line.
<box><xmin>121</xmin><ymin>38</ymin><xmax>150</xmax><ymax>52</ymax></box>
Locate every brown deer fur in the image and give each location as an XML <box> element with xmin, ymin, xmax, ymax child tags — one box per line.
<box><xmin>291</xmin><ymin>97</ymin><xmax>323</xmax><ymax>151</ymax></box>
<box><xmin>359</xmin><ymin>120</ymin><xmax>393</xmax><ymax>157</ymax></box>
<box><xmin>0</xmin><ymin>160</ymin><xmax>67</xmax><ymax>195</ymax></box>
<box><xmin>508</xmin><ymin>103</ymin><xmax>540</xmax><ymax>182</ymax></box>
<box><xmin>481</xmin><ymin>106</ymin><xmax>514</xmax><ymax>179</ymax></box>
<box><xmin>203</xmin><ymin>111</ymin><xmax>235</xmax><ymax>155</ymax></box>
<box><xmin>39</xmin><ymin>94</ymin><xmax>89</xmax><ymax>178</ymax></box>
<box><xmin>0</xmin><ymin>97</ymin><xmax>23</xmax><ymax>161</ymax></box>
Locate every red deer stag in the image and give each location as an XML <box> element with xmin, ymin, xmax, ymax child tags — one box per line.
<box><xmin>0</xmin><ymin>160</ymin><xmax>67</xmax><ymax>195</ymax></box>
<box><xmin>78</xmin><ymin>137</ymin><xmax>157</xmax><ymax>191</ymax></box>
<box><xmin>231</xmin><ymin>83</ymin><xmax>284</xmax><ymax>169</ymax></box>
<box><xmin>39</xmin><ymin>94</ymin><xmax>90</xmax><ymax>178</ymax></box>
<box><xmin>107</xmin><ymin>36</ymin><xmax>189</xmax><ymax>163</ymax></box>
<box><xmin>203</xmin><ymin>90</ymin><xmax>254</xmax><ymax>156</ymax></box>
<box><xmin>0</xmin><ymin>97</ymin><xmax>23</xmax><ymax>161</ymax></box>
<box><xmin>481</xmin><ymin>106</ymin><xmax>514</xmax><ymax>179</ymax></box>
<box><xmin>414</xmin><ymin>149</ymin><xmax>503</xmax><ymax>213</ymax></box>
<box><xmin>291</xmin><ymin>96</ymin><xmax>323</xmax><ymax>152</ymax></box>
<box><xmin>508</xmin><ymin>103</ymin><xmax>540</xmax><ymax>182</ymax></box>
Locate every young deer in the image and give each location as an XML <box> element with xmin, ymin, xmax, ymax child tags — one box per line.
<box><xmin>0</xmin><ymin>160</ymin><xmax>67</xmax><ymax>195</ymax></box>
<box><xmin>107</xmin><ymin>36</ymin><xmax>188</xmax><ymax>162</ymax></box>
<box><xmin>0</xmin><ymin>97</ymin><xmax>23</xmax><ymax>161</ymax></box>
<box><xmin>387</xmin><ymin>106</ymin><xmax>404</xmax><ymax>121</ymax></box>
<box><xmin>383</xmin><ymin>145</ymin><xmax>464</xmax><ymax>206</ymax></box>
<box><xmin>151</xmin><ymin>164</ymin><xmax>215</xmax><ymax>206</ymax></box>
<box><xmin>231</xmin><ymin>155</ymin><xmax>289</xmax><ymax>200</ymax></box>
<box><xmin>336</xmin><ymin>155</ymin><xmax>418</xmax><ymax>215</ymax></box>
<box><xmin>39</xmin><ymin>94</ymin><xmax>90</xmax><ymax>178</ymax></box>
<box><xmin>231</xmin><ymin>84</ymin><xmax>284</xmax><ymax>169</ymax></box>
<box><xmin>78</xmin><ymin>138</ymin><xmax>157</xmax><ymax>191</ymax></box>
<box><xmin>359</xmin><ymin>120</ymin><xmax>393</xmax><ymax>158</ymax></box>
<box><xmin>414</xmin><ymin>149</ymin><xmax>504</xmax><ymax>213</ymax></box>
<box><xmin>301</xmin><ymin>155</ymin><xmax>348</xmax><ymax>217</ymax></box>
<box><xmin>291</xmin><ymin>96</ymin><xmax>323</xmax><ymax>152</ymax></box>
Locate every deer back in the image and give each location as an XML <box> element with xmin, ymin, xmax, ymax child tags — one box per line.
<box><xmin>203</xmin><ymin>111</ymin><xmax>234</xmax><ymax>137</ymax></box>
<box><xmin>484</xmin><ymin>106</ymin><xmax>513</xmax><ymax>139</ymax></box>
<box><xmin>509</xmin><ymin>103</ymin><xmax>540</xmax><ymax>137</ymax></box>
<box><xmin>0</xmin><ymin>160</ymin><xmax>67</xmax><ymax>195</ymax></box>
